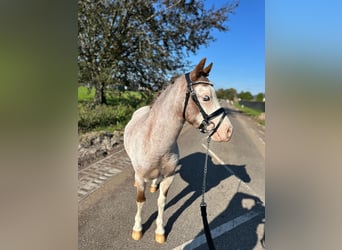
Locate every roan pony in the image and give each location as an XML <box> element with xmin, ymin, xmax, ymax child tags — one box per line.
<box><xmin>124</xmin><ymin>58</ymin><xmax>233</xmax><ymax>243</ymax></box>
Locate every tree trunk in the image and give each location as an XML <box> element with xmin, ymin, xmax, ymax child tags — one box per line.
<box><xmin>94</xmin><ymin>82</ymin><xmax>107</xmax><ymax>105</ymax></box>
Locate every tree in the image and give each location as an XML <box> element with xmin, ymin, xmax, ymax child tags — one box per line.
<box><xmin>238</xmin><ymin>91</ymin><xmax>253</xmax><ymax>101</ymax></box>
<box><xmin>256</xmin><ymin>92</ymin><xmax>264</xmax><ymax>102</ymax></box>
<box><xmin>216</xmin><ymin>88</ymin><xmax>226</xmax><ymax>99</ymax></box>
<box><xmin>216</xmin><ymin>87</ymin><xmax>237</xmax><ymax>101</ymax></box>
<box><xmin>226</xmin><ymin>88</ymin><xmax>237</xmax><ymax>101</ymax></box>
<box><xmin>78</xmin><ymin>0</ymin><xmax>239</xmax><ymax>104</ymax></box>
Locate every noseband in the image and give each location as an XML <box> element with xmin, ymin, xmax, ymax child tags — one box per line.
<box><xmin>182</xmin><ymin>72</ymin><xmax>227</xmax><ymax>138</ymax></box>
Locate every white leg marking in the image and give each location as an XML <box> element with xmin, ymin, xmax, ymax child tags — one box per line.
<box><xmin>155</xmin><ymin>175</ymin><xmax>174</xmax><ymax>235</ymax></box>
<box><xmin>151</xmin><ymin>178</ymin><xmax>158</xmax><ymax>188</ymax></box>
<box><xmin>150</xmin><ymin>178</ymin><xmax>159</xmax><ymax>193</ymax></box>
<box><xmin>133</xmin><ymin>202</ymin><xmax>144</xmax><ymax>232</ymax></box>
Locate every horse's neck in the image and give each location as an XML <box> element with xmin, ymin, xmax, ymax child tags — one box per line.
<box><xmin>145</xmin><ymin>82</ymin><xmax>185</xmax><ymax>151</ymax></box>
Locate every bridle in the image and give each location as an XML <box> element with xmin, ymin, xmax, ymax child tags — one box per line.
<box><xmin>182</xmin><ymin>72</ymin><xmax>227</xmax><ymax>138</ymax></box>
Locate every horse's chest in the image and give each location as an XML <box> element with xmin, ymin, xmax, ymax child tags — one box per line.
<box><xmin>136</xmin><ymin>152</ymin><xmax>178</xmax><ymax>179</ymax></box>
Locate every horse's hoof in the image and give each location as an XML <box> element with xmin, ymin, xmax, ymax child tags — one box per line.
<box><xmin>132</xmin><ymin>230</ymin><xmax>142</xmax><ymax>241</ymax></box>
<box><xmin>150</xmin><ymin>186</ymin><xmax>157</xmax><ymax>193</ymax></box>
<box><xmin>155</xmin><ymin>233</ymin><xmax>165</xmax><ymax>244</ymax></box>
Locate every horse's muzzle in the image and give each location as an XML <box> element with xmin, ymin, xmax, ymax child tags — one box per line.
<box><xmin>211</xmin><ymin>124</ymin><xmax>233</xmax><ymax>142</ymax></box>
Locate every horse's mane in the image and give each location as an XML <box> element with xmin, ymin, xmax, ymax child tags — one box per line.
<box><xmin>150</xmin><ymin>74</ymin><xmax>182</xmax><ymax>107</ymax></box>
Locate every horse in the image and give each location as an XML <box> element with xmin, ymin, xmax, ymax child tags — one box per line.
<box><xmin>124</xmin><ymin>58</ymin><xmax>233</xmax><ymax>243</ymax></box>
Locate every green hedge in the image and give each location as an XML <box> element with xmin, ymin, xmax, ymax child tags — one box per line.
<box><xmin>78</xmin><ymin>87</ymin><xmax>155</xmax><ymax>133</ymax></box>
<box><xmin>78</xmin><ymin>103</ymin><xmax>134</xmax><ymax>133</ymax></box>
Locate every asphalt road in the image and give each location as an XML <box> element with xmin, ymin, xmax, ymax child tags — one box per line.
<box><xmin>79</xmin><ymin>101</ymin><xmax>265</xmax><ymax>250</ymax></box>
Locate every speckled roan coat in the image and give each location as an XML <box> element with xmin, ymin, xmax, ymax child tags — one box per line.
<box><xmin>124</xmin><ymin>58</ymin><xmax>233</xmax><ymax>243</ymax></box>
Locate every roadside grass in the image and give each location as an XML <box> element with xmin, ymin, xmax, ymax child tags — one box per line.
<box><xmin>234</xmin><ymin>102</ymin><xmax>265</xmax><ymax>126</ymax></box>
<box><xmin>78</xmin><ymin>86</ymin><xmax>95</xmax><ymax>102</ymax></box>
<box><xmin>78</xmin><ymin>86</ymin><xmax>154</xmax><ymax>134</ymax></box>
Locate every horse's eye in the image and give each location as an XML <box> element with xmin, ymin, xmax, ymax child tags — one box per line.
<box><xmin>203</xmin><ymin>95</ymin><xmax>210</xmax><ymax>102</ymax></box>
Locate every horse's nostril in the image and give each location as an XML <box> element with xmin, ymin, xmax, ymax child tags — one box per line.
<box><xmin>227</xmin><ymin>126</ymin><xmax>233</xmax><ymax>137</ymax></box>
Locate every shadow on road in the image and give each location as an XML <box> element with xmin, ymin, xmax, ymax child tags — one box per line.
<box><xmin>142</xmin><ymin>152</ymin><xmax>251</xmax><ymax>240</ymax></box>
<box><xmin>186</xmin><ymin>191</ymin><xmax>265</xmax><ymax>250</ymax></box>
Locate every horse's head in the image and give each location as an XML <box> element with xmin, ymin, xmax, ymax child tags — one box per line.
<box><xmin>183</xmin><ymin>58</ymin><xmax>233</xmax><ymax>142</ymax></box>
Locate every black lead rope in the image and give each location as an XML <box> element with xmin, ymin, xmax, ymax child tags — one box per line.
<box><xmin>201</xmin><ymin>137</ymin><xmax>216</xmax><ymax>250</ymax></box>
<box><xmin>182</xmin><ymin>72</ymin><xmax>227</xmax><ymax>249</ymax></box>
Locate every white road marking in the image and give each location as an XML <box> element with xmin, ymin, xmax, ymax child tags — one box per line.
<box><xmin>172</xmin><ymin>210</ymin><xmax>261</xmax><ymax>250</ymax></box>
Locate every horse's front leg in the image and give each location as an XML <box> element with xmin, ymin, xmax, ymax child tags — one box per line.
<box><xmin>132</xmin><ymin>175</ymin><xmax>146</xmax><ymax>241</ymax></box>
<box><xmin>155</xmin><ymin>175</ymin><xmax>174</xmax><ymax>243</ymax></box>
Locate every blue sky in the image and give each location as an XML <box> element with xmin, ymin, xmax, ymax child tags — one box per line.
<box><xmin>188</xmin><ymin>0</ymin><xmax>265</xmax><ymax>95</ymax></box>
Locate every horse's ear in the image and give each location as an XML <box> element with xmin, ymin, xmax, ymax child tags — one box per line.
<box><xmin>190</xmin><ymin>58</ymin><xmax>206</xmax><ymax>80</ymax></box>
<box><xmin>203</xmin><ymin>62</ymin><xmax>213</xmax><ymax>76</ymax></box>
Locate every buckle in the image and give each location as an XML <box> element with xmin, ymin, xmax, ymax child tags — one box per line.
<box><xmin>199</xmin><ymin>120</ymin><xmax>208</xmax><ymax>133</ymax></box>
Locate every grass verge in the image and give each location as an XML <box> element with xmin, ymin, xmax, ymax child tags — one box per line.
<box><xmin>78</xmin><ymin>86</ymin><xmax>154</xmax><ymax>134</ymax></box>
<box><xmin>234</xmin><ymin>102</ymin><xmax>265</xmax><ymax>126</ymax></box>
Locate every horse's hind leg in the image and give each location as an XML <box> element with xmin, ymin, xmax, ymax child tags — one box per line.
<box><xmin>155</xmin><ymin>175</ymin><xmax>174</xmax><ymax>243</ymax></box>
<box><xmin>132</xmin><ymin>175</ymin><xmax>146</xmax><ymax>241</ymax></box>
<box><xmin>150</xmin><ymin>178</ymin><xmax>159</xmax><ymax>193</ymax></box>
